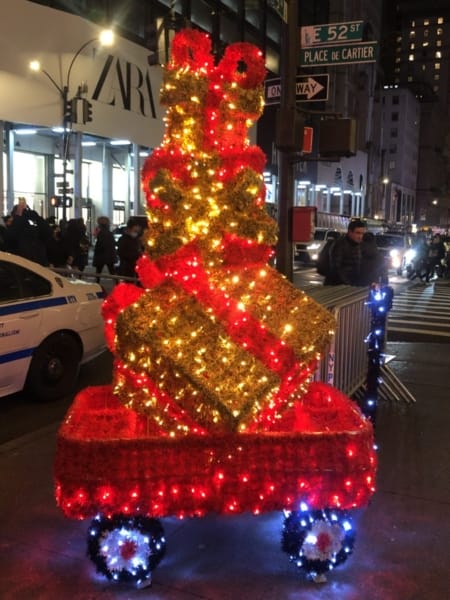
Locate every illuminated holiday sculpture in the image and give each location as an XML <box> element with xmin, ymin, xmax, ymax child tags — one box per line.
<box><xmin>55</xmin><ymin>30</ymin><xmax>376</xmax><ymax>586</ymax></box>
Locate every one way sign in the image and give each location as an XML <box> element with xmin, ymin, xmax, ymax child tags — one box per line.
<box><xmin>264</xmin><ymin>74</ymin><xmax>329</xmax><ymax>105</ymax></box>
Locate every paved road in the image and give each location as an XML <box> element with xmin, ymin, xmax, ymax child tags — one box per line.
<box><xmin>387</xmin><ymin>278</ymin><xmax>450</xmax><ymax>342</ymax></box>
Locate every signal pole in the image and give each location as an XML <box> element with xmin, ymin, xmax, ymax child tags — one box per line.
<box><xmin>275</xmin><ymin>0</ymin><xmax>301</xmax><ymax>282</ymax></box>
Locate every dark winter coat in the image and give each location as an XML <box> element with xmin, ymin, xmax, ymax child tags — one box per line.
<box><xmin>324</xmin><ymin>234</ymin><xmax>363</xmax><ymax>286</ymax></box>
<box><xmin>117</xmin><ymin>232</ymin><xmax>142</xmax><ymax>278</ymax></box>
<box><xmin>5</xmin><ymin>210</ymin><xmax>51</xmax><ymax>266</ymax></box>
<box><xmin>92</xmin><ymin>225</ymin><xmax>117</xmax><ymax>268</ymax></box>
<box><xmin>360</xmin><ymin>233</ymin><xmax>387</xmax><ymax>285</ymax></box>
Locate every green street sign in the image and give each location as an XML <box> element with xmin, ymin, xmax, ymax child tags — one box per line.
<box><xmin>300</xmin><ymin>21</ymin><xmax>364</xmax><ymax>47</ymax></box>
<box><xmin>300</xmin><ymin>41</ymin><xmax>378</xmax><ymax>67</ymax></box>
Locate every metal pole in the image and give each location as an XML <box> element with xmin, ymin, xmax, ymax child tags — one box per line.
<box><xmin>275</xmin><ymin>0</ymin><xmax>299</xmax><ymax>282</ymax></box>
<box><xmin>62</xmin><ymin>85</ymin><xmax>69</xmax><ymax>223</ymax></box>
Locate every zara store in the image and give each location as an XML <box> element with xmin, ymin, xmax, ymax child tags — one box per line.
<box><xmin>0</xmin><ymin>0</ymin><xmax>165</xmax><ymax>237</ymax></box>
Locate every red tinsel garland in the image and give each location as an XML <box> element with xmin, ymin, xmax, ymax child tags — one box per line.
<box><xmin>168</xmin><ymin>29</ymin><xmax>214</xmax><ymax>72</ymax></box>
<box><xmin>55</xmin><ymin>384</ymin><xmax>376</xmax><ymax>520</ymax></box>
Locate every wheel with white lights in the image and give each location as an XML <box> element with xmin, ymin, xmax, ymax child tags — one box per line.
<box><xmin>87</xmin><ymin>514</ymin><xmax>166</xmax><ymax>587</ymax></box>
<box><xmin>281</xmin><ymin>507</ymin><xmax>355</xmax><ymax>583</ymax></box>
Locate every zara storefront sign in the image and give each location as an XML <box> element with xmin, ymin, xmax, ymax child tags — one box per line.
<box><xmin>0</xmin><ymin>0</ymin><xmax>165</xmax><ymax>148</ymax></box>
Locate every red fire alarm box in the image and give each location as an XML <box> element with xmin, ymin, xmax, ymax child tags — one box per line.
<box><xmin>291</xmin><ymin>206</ymin><xmax>317</xmax><ymax>242</ymax></box>
<box><xmin>302</xmin><ymin>127</ymin><xmax>314</xmax><ymax>154</ymax></box>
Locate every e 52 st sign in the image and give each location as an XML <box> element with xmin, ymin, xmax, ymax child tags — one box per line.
<box><xmin>301</xmin><ymin>21</ymin><xmax>364</xmax><ymax>47</ymax></box>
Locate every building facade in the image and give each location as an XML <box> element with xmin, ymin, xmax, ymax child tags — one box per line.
<box><xmin>382</xmin><ymin>0</ymin><xmax>450</xmax><ymax>228</ymax></box>
<box><xmin>1</xmin><ymin>0</ymin><xmax>393</xmax><ymax>238</ymax></box>
<box><xmin>375</xmin><ymin>86</ymin><xmax>420</xmax><ymax>225</ymax></box>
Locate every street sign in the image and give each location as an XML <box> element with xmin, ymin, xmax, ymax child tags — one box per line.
<box><xmin>265</xmin><ymin>74</ymin><xmax>329</xmax><ymax>105</ymax></box>
<box><xmin>300</xmin><ymin>21</ymin><xmax>364</xmax><ymax>47</ymax></box>
<box><xmin>300</xmin><ymin>41</ymin><xmax>378</xmax><ymax>67</ymax></box>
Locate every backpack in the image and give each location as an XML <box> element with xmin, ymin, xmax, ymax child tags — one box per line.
<box><xmin>316</xmin><ymin>238</ymin><xmax>336</xmax><ymax>277</ymax></box>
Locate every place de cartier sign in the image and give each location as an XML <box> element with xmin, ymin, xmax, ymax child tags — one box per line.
<box><xmin>300</xmin><ymin>41</ymin><xmax>378</xmax><ymax>67</ymax></box>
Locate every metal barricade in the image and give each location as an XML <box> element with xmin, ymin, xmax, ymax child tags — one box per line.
<box><xmin>299</xmin><ymin>284</ymin><xmax>371</xmax><ymax>397</ymax></box>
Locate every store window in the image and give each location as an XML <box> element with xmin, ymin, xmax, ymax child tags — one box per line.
<box><xmin>191</xmin><ymin>0</ymin><xmax>214</xmax><ymax>32</ymax></box>
<box><xmin>221</xmin><ymin>0</ymin><xmax>238</xmax><ymax>11</ymax></box>
<box><xmin>13</xmin><ymin>152</ymin><xmax>46</xmax><ymax>214</ymax></box>
<box><xmin>245</xmin><ymin>1</ymin><xmax>259</xmax><ymax>28</ymax></box>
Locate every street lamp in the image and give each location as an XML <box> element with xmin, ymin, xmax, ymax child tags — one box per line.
<box><xmin>30</xmin><ymin>29</ymin><xmax>114</xmax><ymax>222</ymax></box>
<box><xmin>381</xmin><ymin>176</ymin><xmax>389</xmax><ymax>221</ymax></box>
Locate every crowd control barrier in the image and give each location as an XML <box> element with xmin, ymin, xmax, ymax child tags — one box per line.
<box><xmin>301</xmin><ymin>282</ymin><xmax>416</xmax><ymax>404</ymax></box>
<box><xmin>302</xmin><ymin>284</ymin><xmax>370</xmax><ymax>396</ymax></box>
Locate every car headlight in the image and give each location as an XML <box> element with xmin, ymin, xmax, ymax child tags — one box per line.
<box><xmin>389</xmin><ymin>249</ymin><xmax>399</xmax><ymax>258</ymax></box>
<box><xmin>404</xmin><ymin>249</ymin><xmax>416</xmax><ymax>261</ymax></box>
<box><xmin>307</xmin><ymin>242</ymin><xmax>321</xmax><ymax>251</ymax></box>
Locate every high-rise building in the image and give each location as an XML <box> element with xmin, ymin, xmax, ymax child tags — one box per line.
<box><xmin>382</xmin><ymin>0</ymin><xmax>450</xmax><ymax>228</ymax></box>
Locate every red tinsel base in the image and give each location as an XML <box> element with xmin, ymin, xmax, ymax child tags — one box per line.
<box><xmin>55</xmin><ymin>385</ymin><xmax>376</xmax><ymax>520</ymax></box>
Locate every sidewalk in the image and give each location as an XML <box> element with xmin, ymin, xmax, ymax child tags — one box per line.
<box><xmin>0</xmin><ymin>341</ymin><xmax>449</xmax><ymax>599</ymax></box>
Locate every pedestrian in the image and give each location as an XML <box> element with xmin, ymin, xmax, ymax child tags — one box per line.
<box><xmin>360</xmin><ymin>231</ymin><xmax>388</xmax><ymax>286</ymax></box>
<box><xmin>324</xmin><ymin>218</ymin><xmax>366</xmax><ymax>286</ymax></box>
<box><xmin>92</xmin><ymin>216</ymin><xmax>117</xmax><ymax>283</ymax></box>
<box><xmin>117</xmin><ymin>218</ymin><xmax>143</xmax><ymax>281</ymax></box>
<box><xmin>46</xmin><ymin>224</ymin><xmax>68</xmax><ymax>268</ymax></box>
<box><xmin>62</xmin><ymin>218</ymin><xmax>90</xmax><ymax>273</ymax></box>
<box><xmin>4</xmin><ymin>198</ymin><xmax>52</xmax><ymax>266</ymax></box>
<box><xmin>425</xmin><ymin>234</ymin><xmax>446</xmax><ymax>282</ymax></box>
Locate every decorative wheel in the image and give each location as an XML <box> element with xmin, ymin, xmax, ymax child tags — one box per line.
<box><xmin>281</xmin><ymin>505</ymin><xmax>355</xmax><ymax>582</ymax></box>
<box><xmin>87</xmin><ymin>514</ymin><xmax>166</xmax><ymax>587</ymax></box>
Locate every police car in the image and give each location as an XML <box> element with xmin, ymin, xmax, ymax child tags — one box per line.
<box><xmin>0</xmin><ymin>251</ymin><xmax>106</xmax><ymax>400</ymax></box>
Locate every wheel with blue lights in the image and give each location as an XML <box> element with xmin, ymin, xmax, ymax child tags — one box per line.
<box><xmin>87</xmin><ymin>514</ymin><xmax>166</xmax><ymax>587</ymax></box>
<box><xmin>281</xmin><ymin>505</ymin><xmax>355</xmax><ymax>583</ymax></box>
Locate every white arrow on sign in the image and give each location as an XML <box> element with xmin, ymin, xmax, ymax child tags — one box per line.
<box><xmin>296</xmin><ymin>77</ymin><xmax>324</xmax><ymax>99</ymax></box>
<box><xmin>265</xmin><ymin>74</ymin><xmax>329</xmax><ymax>104</ymax></box>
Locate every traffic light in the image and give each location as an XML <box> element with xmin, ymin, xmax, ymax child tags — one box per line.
<box><xmin>63</xmin><ymin>98</ymin><xmax>73</xmax><ymax>124</ymax></box>
<box><xmin>82</xmin><ymin>99</ymin><xmax>93</xmax><ymax>123</ymax></box>
<box><xmin>50</xmin><ymin>195</ymin><xmax>62</xmax><ymax>207</ymax></box>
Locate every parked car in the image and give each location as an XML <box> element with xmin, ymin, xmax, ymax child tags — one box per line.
<box><xmin>374</xmin><ymin>232</ymin><xmax>413</xmax><ymax>275</ymax></box>
<box><xmin>295</xmin><ymin>228</ymin><xmax>342</xmax><ymax>264</ymax></box>
<box><xmin>0</xmin><ymin>251</ymin><xmax>106</xmax><ymax>400</ymax></box>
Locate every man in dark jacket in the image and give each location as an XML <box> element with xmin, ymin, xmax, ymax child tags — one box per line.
<box><xmin>93</xmin><ymin>216</ymin><xmax>117</xmax><ymax>282</ymax></box>
<box><xmin>324</xmin><ymin>219</ymin><xmax>366</xmax><ymax>286</ymax></box>
<box><xmin>117</xmin><ymin>218</ymin><xmax>143</xmax><ymax>280</ymax></box>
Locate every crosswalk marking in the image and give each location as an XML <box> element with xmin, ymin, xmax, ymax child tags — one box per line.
<box><xmin>388</xmin><ymin>281</ymin><xmax>450</xmax><ymax>341</ymax></box>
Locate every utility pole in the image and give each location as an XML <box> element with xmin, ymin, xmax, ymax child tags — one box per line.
<box><xmin>275</xmin><ymin>0</ymin><xmax>301</xmax><ymax>282</ymax></box>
